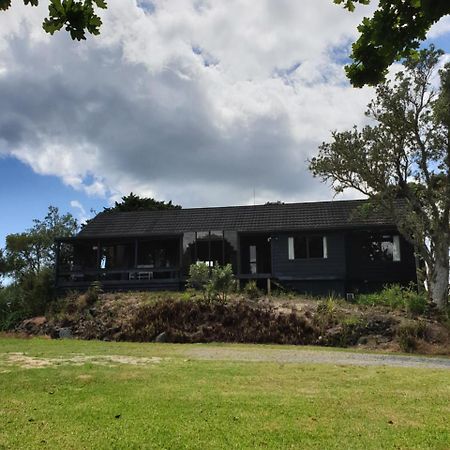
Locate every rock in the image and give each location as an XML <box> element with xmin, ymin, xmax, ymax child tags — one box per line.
<box><xmin>357</xmin><ymin>336</ymin><xmax>368</xmax><ymax>345</ymax></box>
<box><xmin>155</xmin><ymin>331</ymin><xmax>168</xmax><ymax>343</ymax></box>
<box><xmin>58</xmin><ymin>327</ymin><xmax>73</xmax><ymax>339</ymax></box>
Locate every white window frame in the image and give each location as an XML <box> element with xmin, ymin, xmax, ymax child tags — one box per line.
<box><xmin>288</xmin><ymin>235</ymin><xmax>327</xmax><ymax>260</ymax></box>
<box><xmin>288</xmin><ymin>237</ymin><xmax>295</xmax><ymax>260</ymax></box>
<box><xmin>323</xmin><ymin>236</ymin><xmax>328</xmax><ymax>259</ymax></box>
<box><xmin>393</xmin><ymin>235</ymin><xmax>401</xmax><ymax>262</ymax></box>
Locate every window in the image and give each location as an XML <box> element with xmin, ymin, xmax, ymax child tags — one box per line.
<box><xmin>249</xmin><ymin>245</ymin><xmax>257</xmax><ymax>274</ymax></box>
<box><xmin>364</xmin><ymin>234</ymin><xmax>401</xmax><ymax>262</ymax></box>
<box><xmin>288</xmin><ymin>236</ymin><xmax>327</xmax><ymax>260</ymax></box>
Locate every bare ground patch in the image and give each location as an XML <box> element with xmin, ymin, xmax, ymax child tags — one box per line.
<box><xmin>0</xmin><ymin>352</ymin><xmax>164</xmax><ymax>370</ymax></box>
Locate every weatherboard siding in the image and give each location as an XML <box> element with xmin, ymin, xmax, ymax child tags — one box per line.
<box><xmin>271</xmin><ymin>232</ymin><xmax>346</xmax><ymax>280</ymax></box>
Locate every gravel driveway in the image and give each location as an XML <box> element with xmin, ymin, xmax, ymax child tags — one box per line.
<box><xmin>186</xmin><ymin>347</ymin><xmax>450</xmax><ymax>369</ymax></box>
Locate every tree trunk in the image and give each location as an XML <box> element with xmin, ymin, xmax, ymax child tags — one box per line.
<box><xmin>429</xmin><ymin>240</ymin><xmax>449</xmax><ymax>310</ymax></box>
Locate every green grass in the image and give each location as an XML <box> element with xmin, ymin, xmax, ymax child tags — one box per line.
<box><xmin>0</xmin><ymin>338</ymin><xmax>449</xmax><ymax>449</ymax></box>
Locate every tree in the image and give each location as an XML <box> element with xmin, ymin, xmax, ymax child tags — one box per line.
<box><xmin>104</xmin><ymin>192</ymin><xmax>181</xmax><ymax>213</ymax></box>
<box><xmin>309</xmin><ymin>46</ymin><xmax>449</xmax><ymax>310</ymax></box>
<box><xmin>0</xmin><ymin>0</ymin><xmax>107</xmax><ymax>40</ymax></box>
<box><xmin>2</xmin><ymin>206</ymin><xmax>78</xmax><ymax>280</ymax></box>
<box><xmin>0</xmin><ymin>206</ymin><xmax>78</xmax><ymax>327</ymax></box>
<box><xmin>335</xmin><ymin>0</ymin><xmax>450</xmax><ymax>87</ymax></box>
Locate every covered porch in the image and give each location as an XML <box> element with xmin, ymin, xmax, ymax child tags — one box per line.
<box><xmin>56</xmin><ymin>235</ymin><xmax>182</xmax><ymax>290</ymax></box>
<box><xmin>56</xmin><ymin>229</ymin><xmax>274</xmax><ymax>291</ymax></box>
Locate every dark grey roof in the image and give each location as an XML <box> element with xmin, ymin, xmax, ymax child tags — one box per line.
<box><xmin>72</xmin><ymin>199</ymin><xmax>397</xmax><ymax>239</ymax></box>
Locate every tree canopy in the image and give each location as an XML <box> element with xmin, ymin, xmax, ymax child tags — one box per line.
<box><xmin>335</xmin><ymin>0</ymin><xmax>450</xmax><ymax>87</ymax></box>
<box><xmin>104</xmin><ymin>193</ymin><xmax>182</xmax><ymax>213</ymax></box>
<box><xmin>0</xmin><ymin>0</ymin><xmax>107</xmax><ymax>40</ymax></box>
<box><xmin>309</xmin><ymin>46</ymin><xmax>450</xmax><ymax>309</ymax></box>
<box><xmin>1</xmin><ymin>206</ymin><xmax>78</xmax><ymax>280</ymax></box>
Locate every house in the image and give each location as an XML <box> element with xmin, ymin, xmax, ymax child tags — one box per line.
<box><xmin>55</xmin><ymin>199</ymin><xmax>418</xmax><ymax>296</ymax></box>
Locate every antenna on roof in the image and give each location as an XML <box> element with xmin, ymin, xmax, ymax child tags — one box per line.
<box><xmin>253</xmin><ymin>187</ymin><xmax>255</xmax><ymax>206</ymax></box>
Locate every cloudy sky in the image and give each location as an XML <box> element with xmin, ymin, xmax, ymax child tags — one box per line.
<box><xmin>1</xmin><ymin>0</ymin><xmax>449</xmax><ymax>243</ymax></box>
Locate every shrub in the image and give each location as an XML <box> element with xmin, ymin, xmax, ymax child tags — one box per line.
<box><xmin>397</xmin><ymin>321</ymin><xmax>427</xmax><ymax>353</ymax></box>
<box><xmin>0</xmin><ymin>269</ymin><xmax>55</xmax><ymax>330</ymax></box>
<box><xmin>243</xmin><ymin>280</ymin><xmax>261</xmax><ymax>300</ymax></box>
<box><xmin>187</xmin><ymin>263</ymin><xmax>236</xmax><ymax>303</ymax></box>
<box><xmin>314</xmin><ymin>297</ymin><xmax>338</xmax><ymax>334</ymax></box>
<box><xmin>84</xmin><ymin>281</ymin><xmax>103</xmax><ymax>306</ymax></box>
<box><xmin>208</xmin><ymin>264</ymin><xmax>236</xmax><ymax>303</ymax></box>
<box><xmin>186</xmin><ymin>263</ymin><xmax>210</xmax><ymax>299</ymax></box>
<box><xmin>404</xmin><ymin>289</ymin><xmax>427</xmax><ymax>317</ymax></box>
<box><xmin>126</xmin><ymin>297</ymin><xmax>318</xmax><ymax>344</ymax></box>
<box><xmin>356</xmin><ymin>284</ymin><xmax>427</xmax><ymax>315</ymax></box>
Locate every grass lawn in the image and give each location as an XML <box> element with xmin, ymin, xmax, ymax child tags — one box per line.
<box><xmin>0</xmin><ymin>338</ymin><xmax>449</xmax><ymax>449</ymax></box>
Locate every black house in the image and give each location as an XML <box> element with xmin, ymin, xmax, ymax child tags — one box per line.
<box><xmin>55</xmin><ymin>199</ymin><xmax>417</xmax><ymax>296</ymax></box>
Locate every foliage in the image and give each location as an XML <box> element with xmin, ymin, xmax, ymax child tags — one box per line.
<box><xmin>314</xmin><ymin>297</ymin><xmax>338</xmax><ymax>334</ymax></box>
<box><xmin>0</xmin><ymin>0</ymin><xmax>107</xmax><ymax>40</ymax></box>
<box><xmin>334</xmin><ymin>0</ymin><xmax>450</xmax><ymax>87</ymax></box>
<box><xmin>1</xmin><ymin>206</ymin><xmax>78</xmax><ymax>281</ymax></box>
<box><xmin>186</xmin><ymin>262</ymin><xmax>210</xmax><ymax>299</ymax></box>
<box><xmin>243</xmin><ymin>280</ymin><xmax>261</xmax><ymax>300</ymax></box>
<box><xmin>0</xmin><ymin>269</ymin><xmax>55</xmax><ymax>330</ymax></box>
<box><xmin>187</xmin><ymin>263</ymin><xmax>236</xmax><ymax>303</ymax></box>
<box><xmin>208</xmin><ymin>264</ymin><xmax>236</xmax><ymax>303</ymax></box>
<box><xmin>310</xmin><ymin>47</ymin><xmax>450</xmax><ymax>309</ymax></box>
<box><xmin>103</xmin><ymin>192</ymin><xmax>181</xmax><ymax>213</ymax></box>
<box><xmin>84</xmin><ymin>281</ymin><xmax>103</xmax><ymax>306</ymax></box>
<box><xmin>128</xmin><ymin>297</ymin><xmax>317</xmax><ymax>344</ymax></box>
<box><xmin>397</xmin><ymin>321</ymin><xmax>428</xmax><ymax>352</ymax></box>
<box><xmin>357</xmin><ymin>284</ymin><xmax>427</xmax><ymax>316</ymax></box>
<box><xmin>0</xmin><ymin>206</ymin><xmax>77</xmax><ymax>328</ymax></box>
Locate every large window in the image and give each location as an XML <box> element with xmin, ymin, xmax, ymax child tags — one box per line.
<box><xmin>364</xmin><ymin>234</ymin><xmax>401</xmax><ymax>262</ymax></box>
<box><xmin>137</xmin><ymin>239</ymin><xmax>179</xmax><ymax>268</ymax></box>
<box><xmin>288</xmin><ymin>236</ymin><xmax>327</xmax><ymax>260</ymax></box>
<box><xmin>100</xmin><ymin>243</ymin><xmax>134</xmax><ymax>269</ymax></box>
<box><xmin>182</xmin><ymin>231</ymin><xmax>238</xmax><ymax>273</ymax></box>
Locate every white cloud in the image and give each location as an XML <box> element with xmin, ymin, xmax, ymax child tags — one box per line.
<box><xmin>427</xmin><ymin>16</ymin><xmax>450</xmax><ymax>39</ymax></box>
<box><xmin>70</xmin><ymin>200</ymin><xmax>90</xmax><ymax>225</ymax></box>
<box><xmin>0</xmin><ymin>0</ymin><xmax>380</xmax><ymax>207</ymax></box>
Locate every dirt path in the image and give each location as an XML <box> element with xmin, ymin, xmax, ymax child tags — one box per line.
<box><xmin>185</xmin><ymin>347</ymin><xmax>450</xmax><ymax>369</ymax></box>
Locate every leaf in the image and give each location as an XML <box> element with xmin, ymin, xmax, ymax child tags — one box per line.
<box><xmin>92</xmin><ymin>0</ymin><xmax>107</xmax><ymax>9</ymax></box>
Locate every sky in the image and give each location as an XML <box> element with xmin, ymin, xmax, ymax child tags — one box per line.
<box><xmin>0</xmin><ymin>0</ymin><xmax>449</xmax><ymax>246</ymax></box>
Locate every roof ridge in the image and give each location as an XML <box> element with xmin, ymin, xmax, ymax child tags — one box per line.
<box><xmin>98</xmin><ymin>198</ymin><xmax>368</xmax><ymax>215</ymax></box>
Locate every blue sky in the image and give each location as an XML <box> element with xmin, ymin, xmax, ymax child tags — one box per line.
<box><xmin>0</xmin><ymin>158</ymin><xmax>105</xmax><ymax>244</ymax></box>
<box><xmin>0</xmin><ymin>1</ymin><xmax>449</xmax><ymax>249</ymax></box>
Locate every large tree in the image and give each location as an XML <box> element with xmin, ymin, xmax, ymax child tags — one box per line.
<box><xmin>309</xmin><ymin>47</ymin><xmax>450</xmax><ymax>309</ymax></box>
<box><xmin>335</xmin><ymin>0</ymin><xmax>450</xmax><ymax>87</ymax></box>
<box><xmin>1</xmin><ymin>206</ymin><xmax>78</xmax><ymax>280</ymax></box>
<box><xmin>0</xmin><ymin>0</ymin><xmax>107</xmax><ymax>40</ymax></box>
<box><xmin>104</xmin><ymin>192</ymin><xmax>181</xmax><ymax>213</ymax></box>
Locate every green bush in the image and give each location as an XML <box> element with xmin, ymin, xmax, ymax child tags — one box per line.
<box><xmin>85</xmin><ymin>281</ymin><xmax>103</xmax><ymax>306</ymax></box>
<box><xmin>397</xmin><ymin>321</ymin><xmax>427</xmax><ymax>353</ymax></box>
<box><xmin>209</xmin><ymin>264</ymin><xmax>236</xmax><ymax>303</ymax></box>
<box><xmin>187</xmin><ymin>263</ymin><xmax>236</xmax><ymax>303</ymax></box>
<box><xmin>186</xmin><ymin>263</ymin><xmax>210</xmax><ymax>299</ymax></box>
<box><xmin>243</xmin><ymin>280</ymin><xmax>261</xmax><ymax>300</ymax></box>
<box><xmin>0</xmin><ymin>269</ymin><xmax>55</xmax><ymax>330</ymax></box>
<box><xmin>314</xmin><ymin>297</ymin><xmax>338</xmax><ymax>333</ymax></box>
<box><xmin>356</xmin><ymin>284</ymin><xmax>427</xmax><ymax>315</ymax></box>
